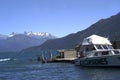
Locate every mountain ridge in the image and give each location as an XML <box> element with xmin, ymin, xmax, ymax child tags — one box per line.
<box><xmin>0</xmin><ymin>32</ymin><xmax>56</xmax><ymax>39</ymax></box>
<box><xmin>23</xmin><ymin>12</ymin><xmax>120</xmax><ymax>52</ymax></box>
<box><xmin>0</xmin><ymin>32</ymin><xmax>56</xmax><ymax>52</ymax></box>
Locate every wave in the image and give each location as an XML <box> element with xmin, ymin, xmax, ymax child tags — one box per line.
<box><xmin>0</xmin><ymin>58</ymin><xmax>11</xmax><ymax>62</ymax></box>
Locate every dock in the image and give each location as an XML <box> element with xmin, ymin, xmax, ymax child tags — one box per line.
<box><xmin>36</xmin><ymin>49</ymin><xmax>77</xmax><ymax>64</ymax></box>
<box><xmin>52</xmin><ymin>58</ymin><xmax>76</xmax><ymax>63</ymax></box>
<box><xmin>47</xmin><ymin>49</ymin><xmax>77</xmax><ymax>63</ymax></box>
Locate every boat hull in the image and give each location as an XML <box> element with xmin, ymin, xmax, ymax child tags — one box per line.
<box><xmin>75</xmin><ymin>55</ymin><xmax>120</xmax><ymax>67</ymax></box>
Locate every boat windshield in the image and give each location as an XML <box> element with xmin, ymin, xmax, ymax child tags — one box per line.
<box><xmin>95</xmin><ymin>45</ymin><xmax>103</xmax><ymax>49</ymax></box>
<box><xmin>102</xmin><ymin>45</ymin><xmax>108</xmax><ymax>49</ymax></box>
<box><xmin>95</xmin><ymin>45</ymin><xmax>113</xmax><ymax>50</ymax></box>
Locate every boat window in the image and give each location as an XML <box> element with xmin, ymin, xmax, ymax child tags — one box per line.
<box><xmin>80</xmin><ymin>46</ymin><xmax>85</xmax><ymax>52</ymax></box>
<box><xmin>107</xmin><ymin>45</ymin><xmax>113</xmax><ymax>49</ymax></box>
<box><xmin>94</xmin><ymin>53</ymin><xmax>98</xmax><ymax>56</ymax></box>
<box><xmin>92</xmin><ymin>47</ymin><xmax>95</xmax><ymax>50</ymax></box>
<box><xmin>96</xmin><ymin>45</ymin><xmax>103</xmax><ymax>49</ymax></box>
<box><xmin>85</xmin><ymin>45</ymin><xmax>96</xmax><ymax>51</ymax></box>
<box><xmin>101</xmin><ymin>51</ymin><xmax>109</xmax><ymax>55</ymax></box>
<box><xmin>114</xmin><ymin>50</ymin><xmax>120</xmax><ymax>54</ymax></box>
<box><xmin>102</xmin><ymin>45</ymin><xmax>108</xmax><ymax>49</ymax></box>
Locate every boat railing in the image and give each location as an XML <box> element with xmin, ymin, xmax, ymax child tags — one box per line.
<box><xmin>85</xmin><ymin>49</ymin><xmax>120</xmax><ymax>57</ymax></box>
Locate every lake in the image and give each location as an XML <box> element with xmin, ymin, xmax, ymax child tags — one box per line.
<box><xmin>0</xmin><ymin>52</ymin><xmax>120</xmax><ymax>80</ymax></box>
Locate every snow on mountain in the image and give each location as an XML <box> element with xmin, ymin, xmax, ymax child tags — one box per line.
<box><xmin>0</xmin><ymin>32</ymin><xmax>57</xmax><ymax>52</ymax></box>
<box><xmin>8</xmin><ymin>32</ymin><xmax>56</xmax><ymax>38</ymax></box>
<box><xmin>9</xmin><ymin>32</ymin><xmax>19</xmax><ymax>37</ymax></box>
<box><xmin>24</xmin><ymin>32</ymin><xmax>56</xmax><ymax>38</ymax></box>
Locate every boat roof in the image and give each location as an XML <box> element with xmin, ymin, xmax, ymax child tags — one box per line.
<box><xmin>82</xmin><ymin>35</ymin><xmax>112</xmax><ymax>45</ymax></box>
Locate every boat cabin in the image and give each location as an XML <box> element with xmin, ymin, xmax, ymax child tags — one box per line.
<box><xmin>77</xmin><ymin>35</ymin><xmax>120</xmax><ymax>58</ymax></box>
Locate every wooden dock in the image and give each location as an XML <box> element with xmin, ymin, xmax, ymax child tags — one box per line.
<box><xmin>50</xmin><ymin>58</ymin><xmax>76</xmax><ymax>63</ymax></box>
<box><xmin>36</xmin><ymin>49</ymin><xmax>77</xmax><ymax>64</ymax></box>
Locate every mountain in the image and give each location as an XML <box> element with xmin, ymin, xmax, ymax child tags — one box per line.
<box><xmin>9</xmin><ymin>32</ymin><xmax>56</xmax><ymax>39</ymax></box>
<box><xmin>23</xmin><ymin>12</ymin><xmax>120</xmax><ymax>52</ymax></box>
<box><xmin>0</xmin><ymin>32</ymin><xmax>56</xmax><ymax>52</ymax></box>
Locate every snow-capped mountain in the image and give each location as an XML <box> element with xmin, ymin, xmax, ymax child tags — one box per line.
<box><xmin>0</xmin><ymin>32</ymin><xmax>57</xmax><ymax>52</ymax></box>
<box><xmin>9</xmin><ymin>32</ymin><xmax>56</xmax><ymax>39</ymax></box>
<box><xmin>24</xmin><ymin>32</ymin><xmax>56</xmax><ymax>38</ymax></box>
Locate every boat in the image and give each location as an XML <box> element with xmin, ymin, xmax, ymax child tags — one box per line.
<box><xmin>75</xmin><ymin>35</ymin><xmax>120</xmax><ymax>67</ymax></box>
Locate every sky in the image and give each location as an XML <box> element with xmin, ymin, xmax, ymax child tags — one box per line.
<box><xmin>0</xmin><ymin>0</ymin><xmax>120</xmax><ymax>37</ymax></box>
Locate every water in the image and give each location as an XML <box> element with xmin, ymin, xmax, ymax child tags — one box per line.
<box><xmin>0</xmin><ymin>52</ymin><xmax>120</xmax><ymax>80</ymax></box>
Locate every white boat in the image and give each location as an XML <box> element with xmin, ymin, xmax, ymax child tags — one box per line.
<box><xmin>75</xmin><ymin>35</ymin><xmax>120</xmax><ymax>67</ymax></box>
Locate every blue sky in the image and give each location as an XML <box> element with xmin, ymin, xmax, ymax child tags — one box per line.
<box><xmin>0</xmin><ymin>0</ymin><xmax>120</xmax><ymax>37</ymax></box>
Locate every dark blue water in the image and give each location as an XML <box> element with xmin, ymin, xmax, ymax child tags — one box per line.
<box><xmin>0</xmin><ymin>52</ymin><xmax>120</xmax><ymax>80</ymax></box>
